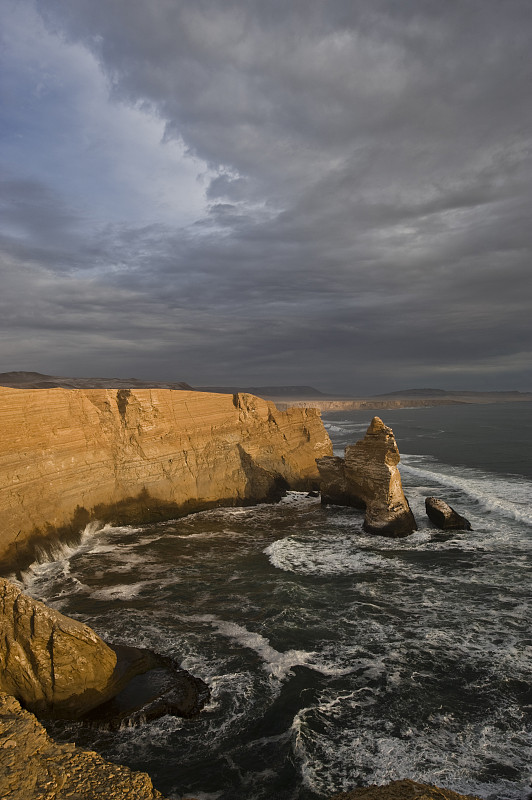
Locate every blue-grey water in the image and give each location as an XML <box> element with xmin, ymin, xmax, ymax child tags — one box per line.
<box><xmin>16</xmin><ymin>403</ymin><xmax>532</xmax><ymax>800</ymax></box>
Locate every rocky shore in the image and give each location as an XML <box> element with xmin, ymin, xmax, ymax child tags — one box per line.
<box><xmin>0</xmin><ymin>386</ymin><xmax>484</xmax><ymax>799</ymax></box>
<box><xmin>0</xmin><ymin>692</ymin><xmax>168</xmax><ymax>800</ymax></box>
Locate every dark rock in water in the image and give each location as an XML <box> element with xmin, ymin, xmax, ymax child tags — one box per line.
<box><xmin>82</xmin><ymin>645</ymin><xmax>210</xmax><ymax>730</ymax></box>
<box><xmin>425</xmin><ymin>497</ymin><xmax>472</xmax><ymax>530</ymax></box>
<box><xmin>306</xmin><ymin>489</ymin><xmax>320</xmax><ymax>498</ymax></box>
<box><xmin>330</xmin><ymin>778</ymin><xmax>482</xmax><ymax>799</ymax></box>
<box><xmin>317</xmin><ymin>417</ymin><xmax>417</xmax><ymax>537</ymax></box>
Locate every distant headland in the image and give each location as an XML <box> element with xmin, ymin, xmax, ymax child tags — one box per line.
<box><xmin>2</xmin><ymin>372</ymin><xmax>530</xmax><ymax>411</ymax></box>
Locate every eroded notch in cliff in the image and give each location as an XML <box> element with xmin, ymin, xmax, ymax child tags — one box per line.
<box><xmin>116</xmin><ymin>389</ymin><xmax>131</xmax><ymax>420</ymax></box>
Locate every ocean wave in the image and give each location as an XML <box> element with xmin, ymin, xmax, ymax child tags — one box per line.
<box><xmin>289</xmin><ymin>690</ymin><xmax>530</xmax><ymax>800</ymax></box>
<box><xmin>401</xmin><ymin>456</ymin><xmax>532</xmax><ymax>526</ymax></box>
<box><xmin>185</xmin><ymin>615</ymin><xmax>315</xmax><ymax>680</ymax></box>
<box><xmin>265</xmin><ymin>536</ymin><xmax>392</xmax><ymax>576</ymax></box>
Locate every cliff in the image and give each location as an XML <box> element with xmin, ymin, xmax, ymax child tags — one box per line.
<box><xmin>0</xmin><ymin>387</ymin><xmax>332</xmax><ymax>570</ymax></box>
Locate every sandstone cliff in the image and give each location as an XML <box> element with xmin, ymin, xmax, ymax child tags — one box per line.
<box><xmin>317</xmin><ymin>417</ymin><xmax>416</xmax><ymax>536</ymax></box>
<box><xmin>0</xmin><ymin>388</ymin><xmax>331</xmax><ymax>570</ymax></box>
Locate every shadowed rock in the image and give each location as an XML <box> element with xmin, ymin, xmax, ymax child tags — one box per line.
<box><xmin>330</xmin><ymin>778</ymin><xmax>481</xmax><ymax>799</ymax></box>
<box><xmin>425</xmin><ymin>497</ymin><xmax>472</xmax><ymax>530</ymax></box>
<box><xmin>317</xmin><ymin>417</ymin><xmax>417</xmax><ymax>536</ymax></box>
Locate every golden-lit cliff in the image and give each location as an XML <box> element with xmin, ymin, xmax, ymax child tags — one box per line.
<box><xmin>0</xmin><ymin>387</ymin><xmax>332</xmax><ymax>569</ymax></box>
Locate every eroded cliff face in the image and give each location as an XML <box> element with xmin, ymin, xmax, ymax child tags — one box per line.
<box><xmin>0</xmin><ymin>387</ymin><xmax>332</xmax><ymax>569</ymax></box>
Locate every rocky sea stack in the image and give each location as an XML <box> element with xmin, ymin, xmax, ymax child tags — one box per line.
<box><xmin>317</xmin><ymin>416</ymin><xmax>417</xmax><ymax>536</ymax></box>
<box><xmin>0</xmin><ymin>387</ymin><xmax>332</xmax><ymax>572</ymax></box>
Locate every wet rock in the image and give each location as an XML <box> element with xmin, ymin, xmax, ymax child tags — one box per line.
<box><xmin>425</xmin><ymin>497</ymin><xmax>472</xmax><ymax>530</ymax></box>
<box><xmin>83</xmin><ymin>645</ymin><xmax>210</xmax><ymax>730</ymax></box>
<box><xmin>317</xmin><ymin>417</ymin><xmax>417</xmax><ymax>536</ymax></box>
<box><xmin>330</xmin><ymin>779</ymin><xmax>481</xmax><ymax>799</ymax></box>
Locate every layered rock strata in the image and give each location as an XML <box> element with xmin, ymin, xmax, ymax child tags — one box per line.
<box><xmin>0</xmin><ymin>387</ymin><xmax>332</xmax><ymax>570</ymax></box>
<box><xmin>0</xmin><ymin>692</ymin><xmax>169</xmax><ymax>800</ymax></box>
<box><xmin>425</xmin><ymin>497</ymin><xmax>472</xmax><ymax>530</ymax></box>
<box><xmin>317</xmin><ymin>417</ymin><xmax>416</xmax><ymax>536</ymax></box>
<box><xmin>330</xmin><ymin>778</ymin><xmax>481</xmax><ymax>799</ymax></box>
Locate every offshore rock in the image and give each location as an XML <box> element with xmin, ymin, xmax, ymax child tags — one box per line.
<box><xmin>317</xmin><ymin>417</ymin><xmax>417</xmax><ymax>536</ymax></box>
<box><xmin>330</xmin><ymin>778</ymin><xmax>482</xmax><ymax>799</ymax></box>
<box><xmin>425</xmin><ymin>497</ymin><xmax>472</xmax><ymax>530</ymax></box>
<box><xmin>0</xmin><ymin>692</ymin><xmax>169</xmax><ymax>800</ymax></box>
<box><xmin>0</xmin><ymin>387</ymin><xmax>332</xmax><ymax>570</ymax></box>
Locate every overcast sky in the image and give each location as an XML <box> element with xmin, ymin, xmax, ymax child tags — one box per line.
<box><xmin>1</xmin><ymin>0</ymin><xmax>531</xmax><ymax>394</ymax></box>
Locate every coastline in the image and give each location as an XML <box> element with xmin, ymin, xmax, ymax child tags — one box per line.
<box><xmin>1</xmin><ymin>389</ymin><xmax>526</xmax><ymax>799</ymax></box>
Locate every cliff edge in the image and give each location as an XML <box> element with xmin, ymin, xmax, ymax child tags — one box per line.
<box><xmin>0</xmin><ymin>387</ymin><xmax>332</xmax><ymax>571</ymax></box>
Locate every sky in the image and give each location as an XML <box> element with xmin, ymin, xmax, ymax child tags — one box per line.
<box><xmin>1</xmin><ymin>0</ymin><xmax>531</xmax><ymax>395</ymax></box>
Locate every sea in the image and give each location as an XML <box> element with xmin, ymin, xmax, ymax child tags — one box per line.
<box><xmin>15</xmin><ymin>403</ymin><xmax>532</xmax><ymax>800</ymax></box>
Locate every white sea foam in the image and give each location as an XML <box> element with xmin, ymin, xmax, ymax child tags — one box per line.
<box><xmin>401</xmin><ymin>456</ymin><xmax>532</xmax><ymax>525</ymax></box>
<box><xmin>289</xmin><ymin>681</ymin><xmax>531</xmax><ymax>800</ymax></box>
<box><xmin>265</xmin><ymin>536</ymin><xmax>390</xmax><ymax>576</ymax></box>
<box><xmin>89</xmin><ymin>581</ymin><xmax>152</xmax><ymax>601</ymax></box>
<box><xmin>186</xmin><ymin>615</ymin><xmax>316</xmax><ymax>680</ymax></box>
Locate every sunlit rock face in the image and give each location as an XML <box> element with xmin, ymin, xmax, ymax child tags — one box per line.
<box><xmin>0</xmin><ymin>692</ymin><xmax>169</xmax><ymax>799</ymax></box>
<box><xmin>317</xmin><ymin>416</ymin><xmax>417</xmax><ymax>537</ymax></box>
<box><xmin>0</xmin><ymin>578</ymin><xmax>117</xmax><ymax>717</ymax></box>
<box><xmin>0</xmin><ymin>387</ymin><xmax>332</xmax><ymax>570</ymax></box>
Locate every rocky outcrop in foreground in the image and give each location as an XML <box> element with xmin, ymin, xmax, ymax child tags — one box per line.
<box><xmin>317</xmin><ymin>417</ymin><xmax>416</xmax><ymax>536</ymax></box>
<box><xmin>0</xmin><ymin>387</ymin><xmax>332</xmax><ymax>570</ymax></box>
<box><xmin>330</xmin><ymin>779</ymin><xmax>481</xmax><ymax>799</ymax></box>
<box><xmin>425</xmin><ymin>497</ymin><xmax>472</xmax><ymax>530</ymax></box>
<box><xmin>0</xmin><ymin>577</ymin><xmax>118</xmax><ymax>717</ymax></box>
<box><xmin>0</xmin><ymin>692</ymin><xmax>169</xmax><ymax>800</ymax></box>
<box><xmin>0</xmin><ymin>578</ymin><xmax>208</xmax><ymax>721</ymax></box>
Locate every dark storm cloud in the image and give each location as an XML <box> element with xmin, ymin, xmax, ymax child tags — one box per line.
<box><xmin>1</xmin><ymin>0</ymin><xmax>531</xmax><ymax>390</ymax></box>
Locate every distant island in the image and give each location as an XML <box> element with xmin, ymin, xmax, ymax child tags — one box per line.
<box><xmin>1</xmin><ymin>372</ymin><xmax>531</xmax><ymax>411</ymax></box>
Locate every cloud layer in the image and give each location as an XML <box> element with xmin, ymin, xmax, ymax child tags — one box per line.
<box><xmin>1</xmin><ymin>0</ymin><xmax>531</xmax><ymax>392</ymax></box>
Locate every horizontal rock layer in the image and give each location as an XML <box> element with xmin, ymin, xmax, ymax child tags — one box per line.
<box><xmin>0</xmin><ymin>388</ymin><xmax>332</xmax><ymax>570</ymax></box>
